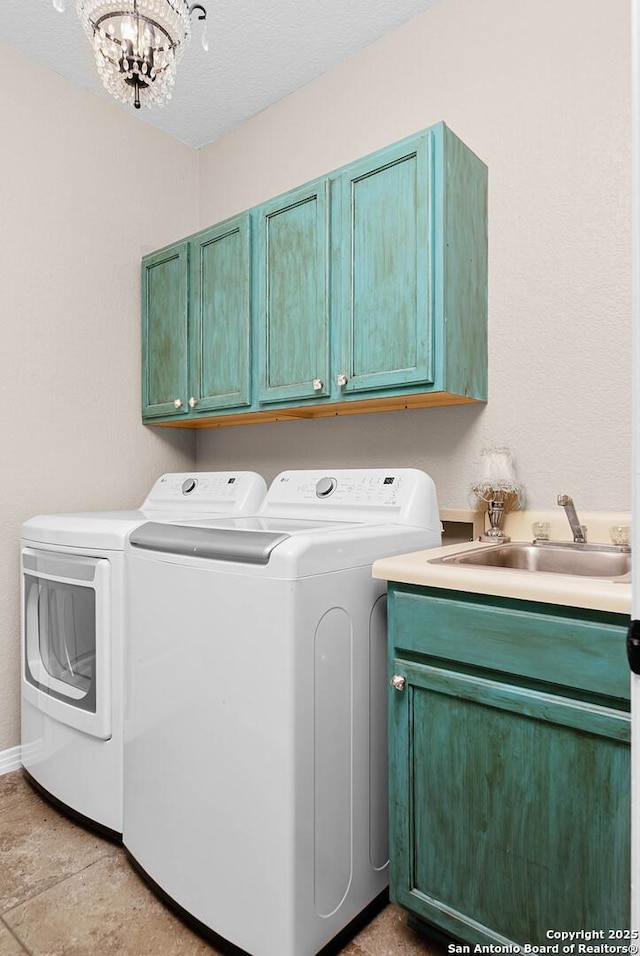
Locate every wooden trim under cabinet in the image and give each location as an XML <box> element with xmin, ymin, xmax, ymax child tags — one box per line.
<box><xmin>146</xmin><ymin>391</ymin><xmax>483</xmax><ymax>429</ymax></box>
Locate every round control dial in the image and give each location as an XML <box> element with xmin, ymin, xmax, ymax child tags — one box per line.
<box><xmin>315</xmin><ymin>476</ymin><xmax>337</xmax><ymax>499</ymax></box>
<box><xmin>181</xmin><ymin>477</ymin><xmax>198</xmax><ymax>495</ymax></box>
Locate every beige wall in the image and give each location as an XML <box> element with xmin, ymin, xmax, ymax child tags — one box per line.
<box><xmin>0</xmin><ymin>46</ymin><xmax>198</xmax><ymax>751</ymax></box>
<box><xmin>195</xmin><ymin>0</ymin><xmax>631</xmax><ymax>513</ymax></box>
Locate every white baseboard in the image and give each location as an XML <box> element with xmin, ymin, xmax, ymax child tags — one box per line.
<box><xmin>0</xmin><ymin>745</ymin><xmax>22</xmax><ymax>776</ymax></box>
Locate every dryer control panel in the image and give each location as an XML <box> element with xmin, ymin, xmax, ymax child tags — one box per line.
<box><xmin>142</xmin><ymin>472</ymin><xmax>266</xmax><ymax>514</ymax></box>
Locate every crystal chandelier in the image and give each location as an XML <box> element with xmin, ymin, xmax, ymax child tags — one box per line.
<box><xmin>53</xmin><ymin>0</ymin><xmax>208</xmax><ymax>110</ymax></box>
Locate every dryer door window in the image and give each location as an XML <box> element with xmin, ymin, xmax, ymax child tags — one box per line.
<box><xmin>25</xmin><ymin>575</ymin><xmax>97</xmax><ymax>712</ymax></box>
<box><xmin>21</xmin><ymin>549</ymin><xmax>112</xmax><ymax>740</ymax></box>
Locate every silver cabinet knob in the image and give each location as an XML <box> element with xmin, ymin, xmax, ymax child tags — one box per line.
<box><xmin>336</xmin><ymin>373</ymin><xmax>348</xmax><ymax>387</ymax></box>
<box><xmin>312</xmin><ymin>379</ymin><xmax>324</xmax><ymax>391</ymax></box>
<box><xmin>188</xmin><ymin>397</ymin><xmax>198</xmax><ymax>408</ymax></box>
<box><xmin>173</xmin><ymin>398</ymin><xmax>183</xmax><ymax>409</ymax></box>
<box><xmin>390</xmin><ymin>675</ymin><xmax>406</xmax><ymax>692</ymax></box>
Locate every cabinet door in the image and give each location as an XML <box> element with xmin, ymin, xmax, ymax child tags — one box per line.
<box><xmin>141</xmin><ymin>242</ymin><xmax>189</xmax><ymax>419</ymax></box>
<box><xmin>389</xmin><ymin>661</ymin><xmax>630</xmax><ymax>943</ymax></box>
<box><xmin>191</xmin><ymin>215</ymin><xmax>251</xmax><ymax>413</ymax></box>
<box><xmin>336</xmin><ymin>135</ymin><xmax>433</xmax><ymax>396</ymax></box>
<box><xmin>257</xmin><ymin>180</ymin><xmax>330</xmax><ymax>404</ymax></box>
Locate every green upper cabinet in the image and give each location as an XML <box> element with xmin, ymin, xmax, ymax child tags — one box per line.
<box><xmin>334</xmin><ymin>123</ymin><xmax>487</xmax><ymax>404</ymax></box>
<box><xmin>141</xmin><ymin>122</ymin><xmax>488</xmax><ymax>428</ymax></box>
<box><xmin>191</xmin><ymin>213</ymin><xmax>251</xmax><ymax>413</ymax></box>
<box><xmin>335</xmin><ymin>135</ymin><xmax>433</xmax><ymax>395</ymax></box>
<box><xmin>141</xmin><ymin>241</ymin><xmax>189</xmax><ymax>420</ymax></box>
<box><xmin>142</xmin><ymin>215</ymin><xmax>251</xmax><ymax>425</ymax></box>
<box><xmin>257</xmin><ymin>180</ymin><xmax>331</xmax><ymax>404</ymax></box>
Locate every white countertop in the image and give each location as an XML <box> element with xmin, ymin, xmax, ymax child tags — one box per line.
<box><xmin>373</xmin><ymin>540</ymin><xmax>631</xmax><ymax>614</ymax></box>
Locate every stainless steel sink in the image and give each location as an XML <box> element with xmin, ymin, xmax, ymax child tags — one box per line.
<box><xmin>431</xmin><ymin>542</ymin><xmax>631</xmax><ymax>579</ymax></box>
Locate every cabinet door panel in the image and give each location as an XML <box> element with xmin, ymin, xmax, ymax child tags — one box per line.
<box><xmin>142</xmin><ymin>243</ymin><xmax>189</xmax><ymax>419</ymax></box>
<box><xmin>337</xmin><ymin>136</ymin><xmax>433</xmax><ymax>395</ymax></box>
<box><xmin>257</xmin><ymin>181</ymin><xmax>330</xmax><ymax>404</ymax></box>
<box><xmin>192</xmin><ymin>215</ymin><xmax>251</xmax><ymax>412</ymax></box>
<box><xmin>390</xmin><ymin>662</ymin><xmax>630</xmax><ymax>943</ymax></box>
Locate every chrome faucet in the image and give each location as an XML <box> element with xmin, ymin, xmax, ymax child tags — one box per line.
<box><xmin>557</xmin><ymin>494</ymin><xmax>587</xmax><ymax>543</ymax></box>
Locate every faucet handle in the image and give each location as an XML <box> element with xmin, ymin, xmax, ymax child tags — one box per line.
<box><xmin>557</xmin><ymin>494</ymin><xmax>572</xmax><ymax>506</ymax></box>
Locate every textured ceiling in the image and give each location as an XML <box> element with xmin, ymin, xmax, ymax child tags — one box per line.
<box><xmin>0</xmin><ymin>0</ymin><xmax>439</xmax><ymax>148</ymax></box>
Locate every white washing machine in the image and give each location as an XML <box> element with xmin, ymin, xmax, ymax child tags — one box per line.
<box><xmin>20</xmin><ymin>471</ymin><xmax>266</xmax><ymax>838</ymax></box>
<box><xmin>124</xmin><ymin>468</ymin><xmax>441</xmax><ymax>956</ymax></box>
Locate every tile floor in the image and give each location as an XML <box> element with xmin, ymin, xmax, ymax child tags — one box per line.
<box><xmin>0</xmin><ymin>771</ymin><xmax>445</xmax><ymax>956</ymax></box>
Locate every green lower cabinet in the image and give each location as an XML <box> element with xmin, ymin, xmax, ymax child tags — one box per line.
<box><xmin>387</xmin><ymin>585</ymin><xmax>630</xmax><ymax>944</ymax></box>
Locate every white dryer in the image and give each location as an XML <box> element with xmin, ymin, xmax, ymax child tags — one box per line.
<box><xmin>20</xmin><ymin>471</ymin><xmax>266</xmax><ymax>837</ymax></box>
<box><xmin>124</xmin><ymin>468</ymin><xmax>441</xmax><ymax>956</ymax></box>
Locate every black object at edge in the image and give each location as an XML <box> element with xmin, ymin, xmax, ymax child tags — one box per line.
<box><xmin>125</xmin><ymin>849</ymin><xmax>388</xmax><ymax>956</ymax></box>
<box><xmin>23</xmin><ymin>769</ymin><xmax>122</xmax><ymax>844</ymax></box>
<box><xmin>627</xmin><ymin>620</ymin><xmax>640</xmax><ymax>674</ymax></box>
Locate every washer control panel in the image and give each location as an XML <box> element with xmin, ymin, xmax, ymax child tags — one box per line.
<box><xmin>258</xmin><ymin>469</ymin><xmax>439</xmax><ymax>530</ymax></box>
<box><xmin>273</xmin><ymin>472</ymin><xmax>404</xmax><ymax>507</ymax></box>
<box><xmin>259</xmin><ymin>470</ymin><xmax>440</xmax><ymax>531</ymax></box>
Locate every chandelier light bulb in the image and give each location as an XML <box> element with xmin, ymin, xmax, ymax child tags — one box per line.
<box><xmin>120</xmin><ymin>15</ymin><xmax>137</xmax><ymax>43</ymax></box>
<box><xmin>53</xmin><ymin>0</ymin><xmax>66</xmax><ymax>11</ymax></box>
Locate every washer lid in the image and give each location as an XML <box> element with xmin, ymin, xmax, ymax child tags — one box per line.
<box><xmin>128</xmin><ymin>515</ymin><xmax>356</xmax><ymax>564</ymax></box>
<box><xmin>129</xmin><ymin>522</ymin><xmax>292</xmax><ymax>565</ymax></box>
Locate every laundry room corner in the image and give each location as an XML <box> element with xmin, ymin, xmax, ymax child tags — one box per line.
<box><xmin>0</xmin><ymin>46</ymin><xmax>200</xmax><ymax>756</ymax></box>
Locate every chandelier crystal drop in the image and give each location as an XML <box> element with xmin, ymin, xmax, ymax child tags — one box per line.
<box><xmin>62</xmin><ymin>0</ymin><xmax>207</xmax><ymax>109</ymax></box>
